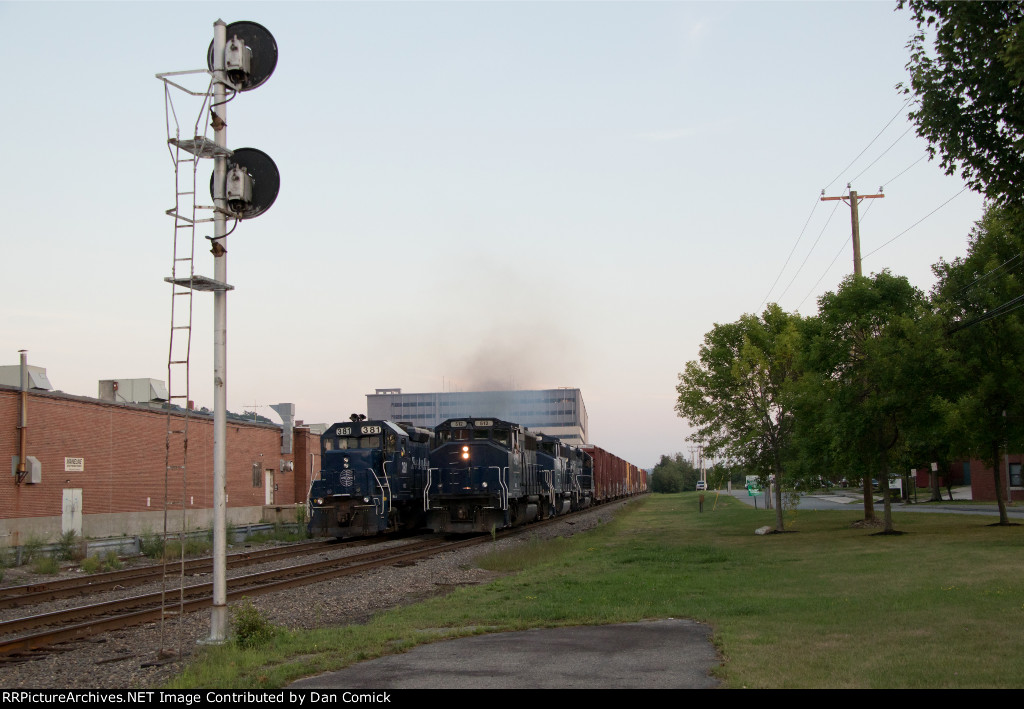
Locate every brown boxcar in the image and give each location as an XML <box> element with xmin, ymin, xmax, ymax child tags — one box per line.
<box><xmin>582</xmin><ymin>444</ymin><xmax>646</xmax><ymax>503</ymax></box>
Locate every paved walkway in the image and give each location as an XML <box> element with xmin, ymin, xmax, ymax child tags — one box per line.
<box><xmin>288</xmin><ymin>619</ymin><xmax>720</xmax><ymax>689</ymax></box>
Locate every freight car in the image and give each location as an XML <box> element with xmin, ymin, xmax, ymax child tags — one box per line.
<box><xmin>581</xmin><ymin>444</ymin><xmax>649</xmax><ymax>502</ymax></box>
<box><xmin>307</xmin><ymin>419</ymin><xmax>433</xmax><ymax>539</ymax></box>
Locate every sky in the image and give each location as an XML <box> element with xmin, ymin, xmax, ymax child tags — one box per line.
<box><xmin>0</xmin><ymin>1</ymin><xmax>987</xmax><ymax>470</ymax></box>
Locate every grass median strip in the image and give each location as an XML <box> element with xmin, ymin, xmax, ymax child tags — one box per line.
<box><xmin>168</xmin><ymin>495</ymin><xmax>1024</xmax><ymax>689</ymax></box>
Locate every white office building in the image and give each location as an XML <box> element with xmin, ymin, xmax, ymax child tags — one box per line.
<box><xmin>366</xmin><ymin>387</ymin><xmax>588</xmax><ymax>445</ymax></box>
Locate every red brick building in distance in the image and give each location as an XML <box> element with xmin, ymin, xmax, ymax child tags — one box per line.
<box><xmin>1</xmin><ymin>385</ymin><xmax>320</xmax><ymax>548</ymax></box>
<box><xmin>913</xmin><ymin>457</ymin><xmax>1024</xmax><ymax>503</ymax></box>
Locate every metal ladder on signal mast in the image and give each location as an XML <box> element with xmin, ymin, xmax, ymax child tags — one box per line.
<box><xmin>157</xmin><ymin>73</ymin><xmax>232</xmax><ymax>655</ymax></box>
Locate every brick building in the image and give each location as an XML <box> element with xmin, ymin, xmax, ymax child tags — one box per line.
<box><xmin>1</xmin><ymin>385</ymin><xmax>320</xmax><ymax>548</ymax></box>
<box><xmin>913</xmin><ymin>457</ymin><xmax>1024</xmax><ymax>502</ymax></box>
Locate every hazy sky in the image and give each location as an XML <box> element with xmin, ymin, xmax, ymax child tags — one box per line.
<box><xmin>1</xmin><ymin>1</ymin><xmax>985</xmax><ymax>469</ymax></box>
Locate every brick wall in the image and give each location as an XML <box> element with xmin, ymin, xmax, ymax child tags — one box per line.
<box><xmin>969</xmin><ymin>456</ymin><xmax>1024</xmax><ymax>503</ymax></box>
<box><xmin>0</xmin><ymin>386</ymin><xmax>307</xmax><ymax>545</ymax></box>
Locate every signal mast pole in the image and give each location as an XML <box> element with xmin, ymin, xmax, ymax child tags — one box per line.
<box><xmin>210</xmin><ymin>18</ymin><xmax>229</xmax><ymax>644</ymax></box>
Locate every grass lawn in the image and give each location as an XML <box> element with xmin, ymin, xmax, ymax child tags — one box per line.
<box><xmin>170</xmin><ymin>494</ymin><xmax>1024</xmax><ymax>688</ymax></box>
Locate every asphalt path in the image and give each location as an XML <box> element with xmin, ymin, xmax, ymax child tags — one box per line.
<box><xmin>288</xmin><ymin>619</ymin><xmax>720</xmax><ymax>689</ymax></box>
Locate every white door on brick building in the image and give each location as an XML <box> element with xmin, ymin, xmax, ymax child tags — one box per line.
<box><xmin>265</xmin><ymin>469</ymin><xmax>274</xmax><ymax>505</ymax></box>
<box><xmin>62</xmin><ymin>488</ymin><xmax>83</xmax><ymax>537</ymax></box>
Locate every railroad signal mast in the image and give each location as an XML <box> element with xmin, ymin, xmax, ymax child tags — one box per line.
<box><xmin>157</xmin><ymin>20</ymin><xmax>279</xmax><ymax>645</ymax></box>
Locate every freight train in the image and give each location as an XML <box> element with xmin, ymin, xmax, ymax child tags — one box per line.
<box><xmin>307</xmin><ymin>417</ymin><xmax>646</xmax><ymax>538</ymax></box>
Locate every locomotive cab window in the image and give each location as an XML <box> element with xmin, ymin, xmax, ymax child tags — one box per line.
<box><xmin>473</xmin><ymin>429</ymin><xmax>490</xmax><ymax>441</ymax></box>
<box><xmin>493</xmin><ymin>428</ymin><xmax>510</xmax><ymax>447</ymax></box>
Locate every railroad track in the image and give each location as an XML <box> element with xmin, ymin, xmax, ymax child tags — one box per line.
<box><xmin>0</xmin><ymin>506</ymin><xmax>604</xmax><ymax>663</ymax></box>
<box><xmin>0</xmin><ymin>540</ymin><xmax>339</xmax><ymax>609</ymax></box>
<box><xmin>0</xmin><ymin>535</ymin><xmax>478</xmax><ymax>662</ymax></box>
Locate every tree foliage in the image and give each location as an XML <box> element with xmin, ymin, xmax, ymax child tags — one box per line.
<box><xmin>650</xmin><ymin>454</ymin><xmax>698</xmax><ymax>493</ymax></box>
<box><xmin>798</xmin><ymin>271</ymin><xmax>943</xmax><ymax>532</ymax></box>
<box><xmin>900</xmin><ymin>1</ymin><xmax>1024</xmax><ymax>205</ymax></box>
<box><xmin>931</xmin><ymin>204</ymin><xmax>1024</xmax><ymax>524</ymax></box>
<box><xmin>676</xmin><ymin>304</ymin><xmax>803</xmax><ymax>530</ymax></box>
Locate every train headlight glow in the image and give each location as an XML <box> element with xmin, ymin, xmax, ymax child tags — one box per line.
<box><xmin>315</xmin><ymin>497</ymin><xmax>323</xmax><ymax>505</ymax></box>
<box><xmin>461</xmin><ymin>445</ymin><xmax>470</xmax><ymax>460</ymax></box>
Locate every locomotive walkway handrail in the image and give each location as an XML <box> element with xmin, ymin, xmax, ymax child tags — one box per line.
<box><xmin>494</xmin><ymin>466</ymin><xmax>509</xmax><ymax>509</ymax></box>
<box><xmin>371</xmin><ymin>465</ymin><xmax>392</xmax><ymax>519</ymax></box>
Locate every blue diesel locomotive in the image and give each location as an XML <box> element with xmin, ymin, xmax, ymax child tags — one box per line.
<box><xmin>308</xmin><ymin>419</ymin><xmax>433</xmax><ymax>539</ymax></box>
<box><xmin>425</xmin><ymin>417</ymin><xmax>554</xmax><ymax>534</ymax></box>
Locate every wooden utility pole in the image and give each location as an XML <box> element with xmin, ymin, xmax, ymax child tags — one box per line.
<box><xmin>821</xmin><ymin>187</ymin><xmax>884</xmax><ymax>276</ymax></box>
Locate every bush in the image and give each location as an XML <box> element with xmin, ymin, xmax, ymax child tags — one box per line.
<box><xmin>232</xmin><ymin>598</ymin><xmax>278</xmax><ymax>649</ymax></box>
<box><xmin>31</xmin><ymin>555</ymin><xmax>60</xmax><ymax>574</ymax></box>
<box><xmin>56</xmin><ymin>529</ymin><xmax>84</xmax><ymax>561</ymax></box>
<box><xmin>80</xmin><ymin>551</ymin><xmax>123</xmax><ymax>574</ymax></box>
<box><xmin>80</xmin><ymin>555</ymin><xmax>102</xmax><ymax>573</ymax></box>
<box><xmin>20</xmin><ymin>535</ymin><xmax>46</xmax><ymax>565</ymax></box>
<box><xmin>139</xmin><ymin>530</ymin><xmax>165</xmax><ymax>559</ymax></box>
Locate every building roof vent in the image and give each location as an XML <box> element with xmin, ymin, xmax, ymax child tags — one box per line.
<box><xmin>98</xmin><ymin>378</ymin><xmax>169</xmax><ymax>404</ymax></box>
<box><xmin>0</xmin><ymin>365</ymin><xmax>52</xmax><ymax>391</ymax></box>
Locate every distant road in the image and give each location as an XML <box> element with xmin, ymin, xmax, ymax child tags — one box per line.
<box><xmin>715</xmin><ymin>487</ymin><xmax>1024</xmax><ymax>519</ymax></box>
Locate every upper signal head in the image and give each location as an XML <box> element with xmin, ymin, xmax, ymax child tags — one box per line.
<box><xmin>207</xmin><ymin>21</ymin><xmax>277</xmax><ymax>91</ymax></box>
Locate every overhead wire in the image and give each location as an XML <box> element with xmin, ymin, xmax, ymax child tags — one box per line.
<box><xmin>759</xmin><ymin>194</ymin><xmax>822</xmax><ymax>309</ymax></box>
<box><xmin>821</xmin><ymin>97</ymin><xmax>913</xmax><ymax>194</ymax></box>
<box><xmin>764</xmin><ymin>99</ymin><xmax>913</xmax><ymax>313</ymax></box>
<box><xmin>862</xmin><ymin>186</ymin><xmax>971</xmax><ymax>260</ymax></box>
<box><xmin>951</xmin><ymin>253</ymin><xmax>1024</xmax><ymax>299</ymax></box>
<box><xmin>775</xmin><ymin>198</ymin><xmax>843</xmax><ymax>304</ymax></box>
<box><xmin>849</xmin><ymin>125</ymin><xmax>915</xmax><ymax>184</ymax></box>
<box><xmin>794</xmin><ymin>198</ymin><xmax>881</xmax><ymax>311</ymax></box>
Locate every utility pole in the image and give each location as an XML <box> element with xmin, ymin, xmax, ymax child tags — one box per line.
<box><xmin>821</xmin><ymin>186</ymin><xmax>884</xmax><ymax>276</ymax></box>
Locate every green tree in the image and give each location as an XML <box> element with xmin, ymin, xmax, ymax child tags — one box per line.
<box><xmin>676</xmin><ymin>304</ymin><xmax>803</xmax><ymax>531</ymax></box>
<box><xmin>899</xmin><ymin>1</ymin><xmax>1024</xmax><ymax>205</ymax></box>
<box><xmin>650</xmin><ymin>453</ymin><xmax>698</xmax><ymax>493</ymax></box>
<box><xmin>931</xmin><ymin>204</ymin><xmax>1024</xmax><ymax>525</ymax></box>
<box><xmin>799</xmin><ymin>271</ymin><xmax>943</xmax><ymax>533</ymax></box>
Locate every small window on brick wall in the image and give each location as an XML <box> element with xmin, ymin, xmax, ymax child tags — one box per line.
<box><xmin>1010</xmin><ymin>463</ymin><xmax>1022</xmax><ymax>488</ymax></box>
<box><xmin>252</xmin><ymin>462</ymin><xmax>262</xmax><ymax>487</ymax></box>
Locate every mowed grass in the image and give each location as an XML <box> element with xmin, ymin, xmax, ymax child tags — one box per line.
<box><xmin>169</xmin><ymin>495</ymin><xmax>1024</xmax><ymax>689</ymax></box>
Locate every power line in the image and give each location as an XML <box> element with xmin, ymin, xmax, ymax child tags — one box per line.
<box><xmin>880</xmin><ymin>154</ymin><xmax>927</xmax><ymax>189</ymax></box>
<box><xmin>949</xmin><ymin>293</ymin><xmax>1024</xmax><ymax>332</ymax></box>
<box><xmin>775</xmin><ymin>198</ymin><xmax>842</xmax><ymax>304</ymax></box>
<box><xmin>862</xmin><ymin>186</ymin><xmax>970</xmax><ymax>260</ymax></box>
<box><xmin>850</xmin><ymin>125</ymin><xmax>915</xmax><ymax>184</ymax></box>
<box><xmin>794</xmin><ymin>197</ymin><xmax>882</xmax><ymax>311</ymax></box>
<box><xmin>822</xmin><ymin>98</ymin><xmax>912</xmax><ymax>193</ymax></box>
<box><xmin>759</xmin><ymin>194</ymin><xmax>822</xmax><ymax>309</ymax></box>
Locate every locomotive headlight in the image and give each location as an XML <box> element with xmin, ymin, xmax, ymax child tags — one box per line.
<box><xmin>482</xmin><ymin>482</ymin><xmax>488</xmax><ymax>488</ymax></box>
<box><xmin>315</xmin><ymin>497</ymin><xmax>324</xmax><ymax>505</ymax></box>
<box><xmin>461</xmin><ymin>445</ymin><xmax>470</xmax><ymax>460</ymax></box>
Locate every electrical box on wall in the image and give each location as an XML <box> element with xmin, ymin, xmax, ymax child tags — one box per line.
<box><xmin>11</xmin><ymin>455</ymin><xmax>41</xmax><ymax>484</ymax></box>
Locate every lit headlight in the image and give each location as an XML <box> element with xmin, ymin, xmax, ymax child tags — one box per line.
<box><xmin>363</xmin><ymin>497</ymin><xmax>370</xmax><ymax>503</ymax></box>
<box><xmin>482</xmin><ymin>482</ymin><xmax>488</xmax><ymax>488</ymax></box>
<box><xmin>462</xmin><ymin>445</ymin><xmax>470</xmax><ymax>460</ymax></box>
<box><xmin>314</xmin><ymin>497</ymin><xmax>323</xmax><ymax>505</ymax></box>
